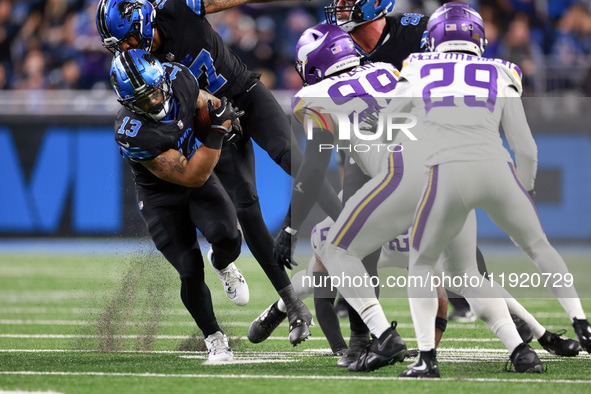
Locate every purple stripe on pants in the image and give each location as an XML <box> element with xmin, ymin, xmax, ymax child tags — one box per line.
<box><xmin>333</xmin><ymin>150</ymin><xmax>404</xmax><ymax>250</ymax></box>
<box><xmin>412</xmin><ymin>165</ymin><xmax>439</xmax><ymax>251</ymax></box>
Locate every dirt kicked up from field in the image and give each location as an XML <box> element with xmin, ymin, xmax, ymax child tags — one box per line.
<box><xmin>74</xmin><ymin>253</ymin><xmax>175</xmax><ymax>353</ymax></box>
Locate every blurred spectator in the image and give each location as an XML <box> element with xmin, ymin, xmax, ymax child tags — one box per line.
<box><xmin>0</xmin><ymin>0</ymin><xmax>590</xmax><ymax>95</ymax></box>
<box><xmin>14</xmin><ymin>48</ymin><xmax>47</xmax><ymax>89</ymax></box>
<box><xmin>498</xmin><ymin>13</ymin><xmax>544</xmax><ymax>94</ymax></box>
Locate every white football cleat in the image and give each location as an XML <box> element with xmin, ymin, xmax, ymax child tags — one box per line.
<box><xmin>205</xmin><ymin>331</ymin><xmax>234</xmax><ymax>362</ymax></box>
<box><xmin>207</xmin><ymin>248</ymin><xmax>249</xmax><ymax>306</ymax></box>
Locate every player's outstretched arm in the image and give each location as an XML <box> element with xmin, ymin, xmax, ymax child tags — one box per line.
<box><xmin>203</xmin><ymin>0</ymin><xmax>284</xmax><ymax>14</ymax></box>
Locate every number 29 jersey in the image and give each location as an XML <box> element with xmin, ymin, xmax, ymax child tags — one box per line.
<box><xmin>393</xmin><ymin>52</ymin><xmax>537</xmax><ymax>188</ymax></box>
<box><xmin>114</xmin><ymin>62</ymin><xmax>200</xmax><ymax>191</ymax></box>
<box><xmin>291</xmin><ymin>62</ymin><xmax>399</xmax><ymax>177</ymax></box>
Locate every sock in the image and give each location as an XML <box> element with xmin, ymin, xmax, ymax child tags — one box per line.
<box><xmin>321</xmin><ymin>243</ymin><xmax>387</xmax><ymax>338</ymax></box>
<box><xmin>496</xmin><ymin>321</ymin><xmax>522</xmax><ymax>355</ymax></box>
<box><xmin>277</xmin><ymin>298</ymin><xmax>286</xmax><ymax>313</ymax></box>
<box><xmin>500</xmin><ymin>288</ymin><xmax>546</xmax><ymax>339</ymax></box>
<box><xmin>313</xmin><ymin>274</ymin><xmax>347</xmax><ymax>353</ymax></box>
<box><xmin>361</xmin><ymin>304</ymin><xmax>390</xmax><ymax>338</ymax></box>
<box><xmin>348</xmin><ymin>305</ymin><xmax>369</xmax><ymax>335</ymax></box>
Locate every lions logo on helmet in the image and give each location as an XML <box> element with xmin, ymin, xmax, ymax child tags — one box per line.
<box><xmin>118</xmin><ymin>0</ymin><xmax>143</xmax><ymax>23</ymax></box>
<box><xmin>96</xmin><ymin>0</ymin><xmax>156</xmax><ymax>53</ymax></box>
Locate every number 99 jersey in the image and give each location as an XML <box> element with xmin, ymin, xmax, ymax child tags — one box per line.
<box><xmin>292</xmin><ymin>62</ymin><xmax>399</xmax><ymax>177</ymax></box>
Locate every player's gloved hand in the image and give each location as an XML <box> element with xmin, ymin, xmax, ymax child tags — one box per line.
<box><xmin>274</xmin><ymin>226</ymin><xmax>299</xmax><ymax>270</ymax></box>
<box><xmin>208</xmin><ymin>97</ymin><xmax>244</xmax><ymax>133</ymax></box>
<box><xmin>205</xmin><ymin>98</ymin><xmax>244</xmax><ymax>149</ymax></box>
<box><xmin>527</xmin><ymin>189</ymin><xmax>536</xmax><ymax>202</ymax></box>
<box><xmin>222</xmin><ymin>117</ymin><xmax>243</xmax><ymax>148</ymax></box>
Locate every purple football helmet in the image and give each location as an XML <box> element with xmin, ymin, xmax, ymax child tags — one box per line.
<box><xmin>295</xmin><ymin>24</ymin><xmax>360</xmax><ymax>86</ymax></box>
<box><xmin>427</xmin><ymin>2</ymin><xmax>487</xmax><ymax>57</ymax></box>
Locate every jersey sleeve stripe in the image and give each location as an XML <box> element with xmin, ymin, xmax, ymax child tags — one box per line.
<box><xmin>186</xmin><ymin>0</ymin><xmax>203</xmax><ymax>15</ymax></box>
<box><xmin>120</xmin><ymin>146</ymin><xmax>156</xmax><ymax>162</ymax></box>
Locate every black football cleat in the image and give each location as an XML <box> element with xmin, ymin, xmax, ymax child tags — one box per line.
<box><xmin>286</xmin><ymin>298</ymin><xmax>314</xmax><ymax>346</ymax></box>
<box><xmin>333</xmin><ymin>347</ymin><xmax>348</xmax><ymax>357</ymax></box>
<box><xmin>348</xmin><ymin>322</ymin><xmax>408</xmax><ymax>372</ymax></box>
<box><xmin>399</xmin><ymin>350</ymin><xmax>440</xmax><ymax>378</ymax></box>
<box><xmin>538</xmin><ymin>330</ymin><xmax>581</xmax><ymax>357</ymax></box>
<box><xmin>336</xmin><ymin>331</ymin><xmax>370</xmax><ymax>368</ymax></box>
<box><xmin>512</xmin><ymin>314</ymin><xmax>533</xmax><ymax>343</ymax></box>
<box><xmin>572</xmin><ymin>318</ymin><xmax>591</xmax><ymax>354</ymax></box>
<box><xmin>506</xmin><ymin>343</ymin><xmax>544</xmax><ymax>373</ymax></box>
<box><xmin>247</xmin><ymin>300</ymin><xmax>287</xmax><ymax>344</ymax></box>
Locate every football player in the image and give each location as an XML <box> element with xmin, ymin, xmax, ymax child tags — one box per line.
<box><xmin>109</xmin><ymin>49</ymin><xmax>244</xmax><ymax>361</ymax></box>
<box><xmin>95</xmin><ymin>0</ymin><xmax>332</xmax><ymax>345</ymax></box>
<box><xmin>396</xmin><ymin>3</ymin><xmax>591</xmax><ymax>377</ymax></box>
<box><xmin>270</xmin><ymin>0</ymin><xmax>432</xmax><ymax>365</ymax></box>
<box><xmin>323</xmin><ymin>0</ymin><xmax>522</xmax><ymax>353</ymax></box>
<box><xmin>269</xmin><ymin>22</ymin><xmax>583</xmax><ymax>374</ymax></box>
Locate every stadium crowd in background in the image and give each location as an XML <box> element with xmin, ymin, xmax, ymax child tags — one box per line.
<box><xmin>2</xmin><ymin>0</ymin><xmax>591</xmax><ymax>94</ymax></box>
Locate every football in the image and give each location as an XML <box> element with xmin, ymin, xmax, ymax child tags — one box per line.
<box><xmin>193</xmin><ymin>105</ymin><xmax>212</xmax><ymax>143</ymax></box>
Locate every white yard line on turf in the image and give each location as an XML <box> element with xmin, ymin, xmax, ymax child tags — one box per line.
<box><xmin>0</xmin><ymin>334</ymin><xmax>503</xmax><ymax>342</ymax></box>
<box><xmin>0</xmin><ymin>371</ymin><xmax>590</xmax><ymax>384</ymax></box>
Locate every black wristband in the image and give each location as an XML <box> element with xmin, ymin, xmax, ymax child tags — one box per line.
<box><xmin>435</xmin><ymin>316</ymin><xmax>447</xmax><ymax>332</ymax></box>
<box><xmin>204</xmin><ymin>128</ymin><xmax>226</xmax><ymax>150</ymax></box>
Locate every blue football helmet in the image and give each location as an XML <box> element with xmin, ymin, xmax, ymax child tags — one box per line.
<box><xmin>96</xmin><ymin>0</ymin><xmax>156</xmax><ymax>54</ymax></box>
<box><xmin>110</xmin><ymin>49</ymin><xmax>173</xmax><ymax>121</ymax></box>
<box><xmin>325</xmin><ymin>0</ymin><xmax>395</xmax><ymax>32</ymax></box>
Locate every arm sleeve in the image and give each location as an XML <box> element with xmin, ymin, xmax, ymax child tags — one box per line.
<box><xmin>288</xmin><ymin>129</ymin><xmax>335</xmax><ymax>230</ymax></box>
<box><xmin>501</xmin><ymin>89</ymin><xmax>537</xmax><ymax>191</ymax></box>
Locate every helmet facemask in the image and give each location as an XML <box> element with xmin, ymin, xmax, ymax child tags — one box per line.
<box><xmin>127</xmin><ymin>79</ymin><xmax>172</xmax><ymax>121</ymax></box>
<box><xmin>324</xmin><ymin>0</ymin><xmax>395</xmax><ymax>33</ymax></box>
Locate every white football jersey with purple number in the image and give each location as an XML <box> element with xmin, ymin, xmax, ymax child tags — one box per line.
<box><xmin>311</xmin><ymin>215</ymin><xmax>410</xmax><ymax>269</ymax></box>
<box><xmin>292</xmin><ymin>62</ymin><xmax>400</xmax><ymax>177</ymax></box>
<box><xmin>394</xmin><ymin>52</ymin><xmax>536</xmax><ymax>189</ymax></box>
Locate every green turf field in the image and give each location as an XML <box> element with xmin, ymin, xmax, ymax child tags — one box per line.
<box><xmin>1</xmin><ymin>252</ymin><xmax>590</xmax><ymax>393</ymax></box>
